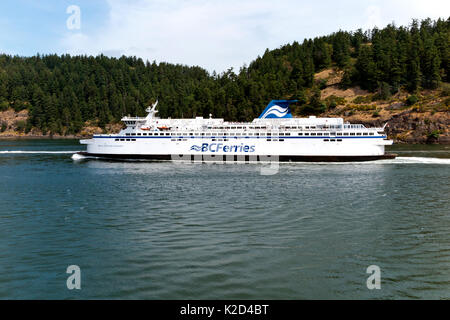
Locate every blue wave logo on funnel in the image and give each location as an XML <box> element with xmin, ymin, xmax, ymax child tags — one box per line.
<box><xmin>258</xmin><ymin>100</ymin><xmax>297</xmax><ymax>119</ymax></box>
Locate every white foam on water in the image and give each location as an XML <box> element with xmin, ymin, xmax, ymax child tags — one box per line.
<box><xmin>280</xmin><ymin>156</ymin><xmax>450</xmax><ymax>166</ymax></box>
<box><xmin>0</xmin><ymin>150</ymin><xmax>81</xmax><ymax>154</ymax></box>
<box><xmin>71</xmin><ymin>153</ymin><xmax>86</xmax><ymax>161</ymax></box>
<box><xmin>378</xmin><ymin>157</ymin><xmax>450</xmax><ymax>165</ymax></box>
<box><xmin>2</xmin><ymin>151</ymin><xmax>448</xmax><ymax>165</ymax></box>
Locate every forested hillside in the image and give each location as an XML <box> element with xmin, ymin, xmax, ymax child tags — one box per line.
<box><xmin>0</xmin><ymin>18</ymin><xmax>448</xmax><ymax>137</ymax></box>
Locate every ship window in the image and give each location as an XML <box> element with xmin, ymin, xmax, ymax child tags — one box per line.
<box><xmin>132</xmin><ymin>139</ymin><xmax>136</xmax><ymax>141</ymax></box>
<box><xmin>120</xmin><ymin>139</ymin><xmax>125</xmax><ymax>141</ymax></box>
<box><xmin>255</xmin><ymin>133</ymin><xmax>259</xmax><ymax>136</ymax></box>
<box><xmin>231</xmin><ymin>127</ymin><xmax>236</xmax><ymax>129</ymax></box>
<box><xmin>206</xmin><ymin>133</ymin><xmax>211</xmax><ymax>136</ymax></box>
<box><xmin>357</xmin><ymin>133</ymin><xmax>362</xmax><ymax>136</ymax></box>
<box><xmin>350</xmin><ymin>133</ymin><xmax>355</xmax><ymax>136</ymax></box>
<box><xmin>363</xmin><ymin>133</ymin><xmax>368</xmax><ymax>136</ymax></box>
<box><xmin>285</xmin><ymin>133</ymin><xmax>291</xmax><ymax>136</ymax></box>
<box><xmin>273</xmin><ymin>139</ymin><xmax>278</xmax><ymax>141</ymax></box>
<box><xmin>189</xmin><ymin>133</ymin><xmax>193</xmax><ymax>135</ymax></box>
<box><xmin>126</xmin><ymin>139</ymin><xmax>130</xmax><ymax>141</ymax></box>
<box><xmin>298</xmin><ymin>133</ymin><xmax>303</xmax><ymax>136</ymax></box>
<box><xmin>337</xmin><ymin>139</ymin><xmax>342</xmax><ymax>142</ymax></box>
<box><xmin>212</xmin><ymin>138</ymin><xmax>216</xmax><ymax>141</ymax></box>
<box><xmin>311</xmin><ymin>133</ymin><xmax>316</xmax><ymax>136</ymax></box>
<box><xmin>218</xmin><ymin>139</ymin><xmax>223</xmax><ymax>141</ymax></box>
<box><xmin>137</xmin><ymin>133</ymin><xmax>141</xmax><ymax>136</ymax></box>
<box><xmin>149</xmin><ymin>133</ymin><xmax>153</xmax><ymax>136</ymax></box>
<box><xmin>143</xmin><ymin>133</ymin><xmax>147</xmax><ymax>136</ymax></box>
<box><xmin>224</xmin><ymin>139</ymin><xmax>228</xmax><ymax>141</ymax></box>
<box><xmin>305</xmin><ymin>126</ymin><xmax>310</xmax><ymax>129</ymax></box>
<box><xmin>337</xmin><ymin>133</ymin><xmax>342</xmax><ymax>136</ymax></box>
<box><xmin>248</xmin><ymin>133</ymin><xmax>253</xmax><ymax>136</ymax></box>
<box><xmin>304</xmin><ymin>133</ymin><xmax>310</xmax><ymax>136</ymax></box>
<box><xmin>267</xmin><ymin>139</ymin><xmax>271</xmax><ymax>141</ymax></box>
<box><xmin>126</xmin><ymin>133</ymin><xmax>130</xmax><ymax>136</ymax></box>
<box><xmin>236</xmin><ymin>133</ymin><xmax>241</xmax><ymax>136</ymax></box>
<box><xmin>324</xmin><ymin>139</ymin><xmax>329</xmax><ymax>142</ymax></box>
<box><xmin>115</xmin><ymin>139</ymin><xmax>119</xmax><ymax>141</ymax></box>
<box><xmin>267</xmin><ymin>133</ymin><xmax>271</xmax><ymax>136</ymax></box>
<box><xmin>330</xmin><ymin>139</ymin><xmax>336</xmax><ymax>142</ymax></box>
<box><xmin>369</xmin><ymin>132</ymin><xmax>374</xmax><ymax>135</ymax></box>
<box><xmin>279</xmin><ymin>139</ymin><xmax>284</xmax><ymax>142</ymax></box>
<box><xmin>311</xmin><ymin>126</ymin><xmax>316</xmax><ymax>129</ymax></box>
<box><xmin>317</xmin><ymin>133</ymin><xmax>323</xmax><ymax>136</ymax></box>
<box><xmin>224</xmin><ymin>133</ymin><xmax>228</xmax><ymax>136</ymax></box>
<box><xmin>201</xmin><ymin>133</ymin><xmax>205</xmax><ymax>136</ymax></box>
<box><xmin>343</xmin><ymin>132</ymin><xmax>349</xmax><ymax>135</ymax></box>
<box><xmin>280</xmin><ymin>133</ymin><xmax>284</xmax><ymax>136</ymax></box>
<box><xmin>131</xmin><ymin>133</ymin><xmax>136</xmax><ymax>136</ymax></box>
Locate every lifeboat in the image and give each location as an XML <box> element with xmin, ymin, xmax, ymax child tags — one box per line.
<box><xmin>157</xmin><ymin>126</ymin><xmax>170</xmax><ymax>130</ymax></box>
<box><xmin>141</xmin><ymin>127</ymin><xmax>151</xmax><ymax>131</ymax></box>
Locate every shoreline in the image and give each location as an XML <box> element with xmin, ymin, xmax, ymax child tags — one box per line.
<box><xmin>0</xmin><ymin>135</ymin><xmax>86</xmax><ymax>140</ymax></box>
<box><xmin>0</xmin><ymin>134</ymin><xmax>449</xmax><ymax>145</ymax></box>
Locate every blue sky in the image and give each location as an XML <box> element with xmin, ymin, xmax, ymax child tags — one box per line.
<box><xmin>0</xmin><ymin>0</ymin><xmax>448</xmax><ymax>72</ymax></box>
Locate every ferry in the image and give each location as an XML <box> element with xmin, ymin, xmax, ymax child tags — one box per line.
<box><xmin>78</xmin><ymin>100</ymin><xmax>396</xmax><ymax>162</ymax></box>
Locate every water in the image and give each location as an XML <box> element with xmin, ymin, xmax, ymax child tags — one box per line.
<box><xmin>0</xmin><ymin>140</ymin><xmax>449</xmax><ymax>299</ymax></box>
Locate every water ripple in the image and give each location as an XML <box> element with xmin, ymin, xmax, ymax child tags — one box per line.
<box><xmin>0</xmin><ymin>141</ymin><xmax>449</xmax><ymax>299</ymax></box>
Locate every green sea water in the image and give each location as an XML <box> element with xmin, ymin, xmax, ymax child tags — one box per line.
<box><xmin>0</xmin><ymin>140</ymin><xmax>449</xmax><ymax>299</ymax></box>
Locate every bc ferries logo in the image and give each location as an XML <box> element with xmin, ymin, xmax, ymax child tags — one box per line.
<box><xmin>258</xmin><ymin>100</ymin><xmax>297</xmax><ymax>119</ymax></box>
<box><xmin>191</xmin><ymin>143</ymin><xmax>255</xmax><ymax>153</ymax></box>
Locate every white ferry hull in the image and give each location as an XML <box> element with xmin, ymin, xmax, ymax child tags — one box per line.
<box><xmin>79</xmin><ymin>135</ymin><xmax>395</xmax><ymax>162</ymax></box>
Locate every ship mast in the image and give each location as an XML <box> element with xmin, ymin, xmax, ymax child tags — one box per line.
<box><xmin>145</xmin><ymin>100</ymin><xmax>159</xmax><ymax>123</ymax></box>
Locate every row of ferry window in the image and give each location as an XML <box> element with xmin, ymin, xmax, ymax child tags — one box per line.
<box><xmin>207</xmin><ymin>125</ymin><xmax>342</xmax><ymax>130</ymax></box>
<box><xmin>126</xmin><ymin>125</ymin><xmax>344</xmax><ymax>130</ymax></box>
<box><xmin>124</xmin><ymin>132</ymin><xmax>375</xmax><ymax>136</ymax></box>
<box><xmin>114</xmin><ymin>138</ymin><xmax>344</xmax><ymax>142</ymax></box>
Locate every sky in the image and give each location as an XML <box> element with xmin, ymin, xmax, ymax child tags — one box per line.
<box><xmin>0</xmin><ymin>0</ymin><xmax>449</xmax><ymax>73</ymax></box>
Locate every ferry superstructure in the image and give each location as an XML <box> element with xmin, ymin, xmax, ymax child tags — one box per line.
<box><xmin>78</xmin><ymin>100</ymin><xmax>395</xmax><ymax>162</ymax></box>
